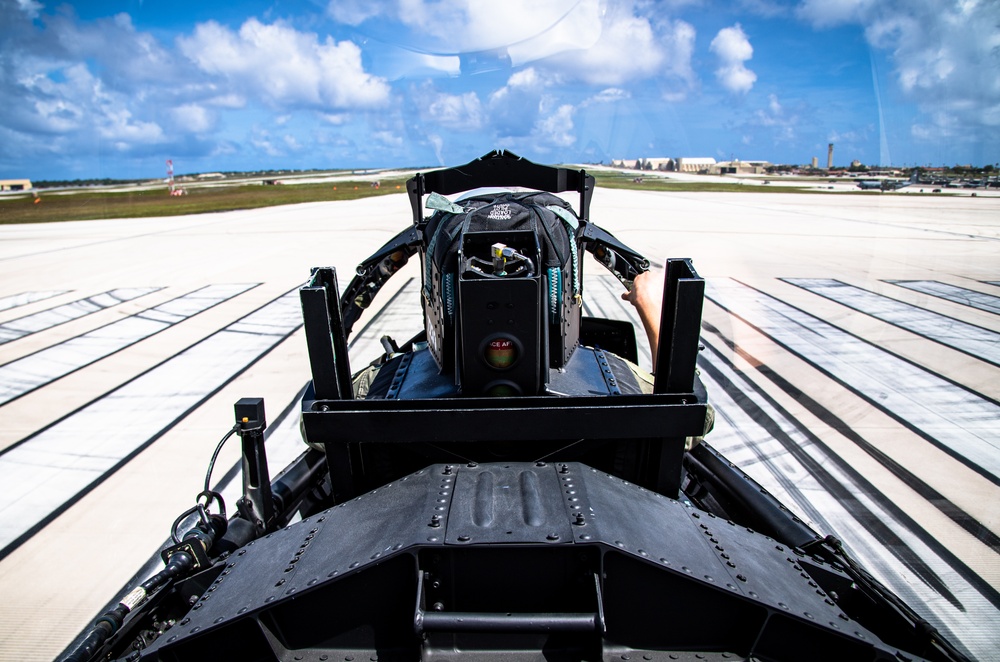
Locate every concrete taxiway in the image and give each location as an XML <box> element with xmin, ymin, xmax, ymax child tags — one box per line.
<box><xmin>0</xmin><ymin>189</ymin><xmax>997</xmax><ymax>660</ymax></box>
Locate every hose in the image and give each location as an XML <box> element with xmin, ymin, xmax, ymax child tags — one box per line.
<box><xmin>60</xmin><ymin>550</ymin><xmax>194</xmax><ymax>662</ymax></box>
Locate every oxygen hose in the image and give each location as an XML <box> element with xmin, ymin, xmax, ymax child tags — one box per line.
<box><xmin>60</xmin><ymin>509</ymin><xmax>226</xmax><ymax>662</ymax></box>
<box><xmin>61</xmin><ymin>550</ymin><xmax>195</xmax><ymax>662</ymax></box>
<box><xmin>61</xmin><ymin>422</ymin><xmax>238</xmax><ymax>662</ymax></box>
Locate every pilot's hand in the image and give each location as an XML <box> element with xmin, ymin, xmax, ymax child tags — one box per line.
<box><xmin>621</xmin><ymin>270</ymin><xmax>662</xmax><ymax>317</ymax></box>
<box><xmin>622</xmin><ymin>270</ymin><xmax>663</xmax><ymax>369</ymax></box>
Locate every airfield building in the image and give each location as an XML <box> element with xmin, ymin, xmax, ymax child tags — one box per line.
<box><xmin>674</xmin><ymin>158</ymin><xmax>717</xmax><ymax>173</ymax></box>
<box><xmin>611</xmin><ymin>157</ymin><xmax>720</xmax><ymax>174</ymax></box>
<box><xmin>0</xmin><ymin>179</ymin><xmax>32</xmax><ymax>192</ymax></box>
<box><xmin>711</xmin><ymin>160</ymin><xmax>771</xmax><ymax>175</ymax></box>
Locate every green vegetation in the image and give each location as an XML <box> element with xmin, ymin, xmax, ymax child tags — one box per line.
<box><xmin>0</xmin><ymin>167</ymin><xmax>975</xmax><ymax>227</ymax></box>
<box><xmin>0</xmin><ymin>179</ymin><xmax>408</xmax><ymax>225</ymax></box>
<box><xmin>33</xmin><ymin>177</ymin><xmax>149</xmax><ymax>189</ymax></box>
<box><xmin>591</xmin><ymin>171</ymin><xmax>812</xmax><ymax>193</ymax></box>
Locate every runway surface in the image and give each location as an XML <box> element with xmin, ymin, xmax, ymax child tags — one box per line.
<box><xmin>0</xmin><ymin>189</ymin><xmax>997</xmax><ymax>660</ymax></box>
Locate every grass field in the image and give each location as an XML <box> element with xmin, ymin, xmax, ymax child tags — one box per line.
<box><xmin>590</xmin><ymin>171</ymin><xmax>813</xmax><ymax>193</ymax></box>
<box><xmin>0</xmin><ymin>179</ymin><xmax>410</xmax><ymax>225</ymax></box>
<box><xmin>0</xmin><ymin>170</ymin><xmax>905</xmax><ymax>226</ymax></box>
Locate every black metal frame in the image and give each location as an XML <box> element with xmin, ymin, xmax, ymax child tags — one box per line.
<box><xmin>300</xmin><ymin>255</ymin><xmax>710</xmax><ymax>502</ymax></box>
<box><xmin>299</xmin><ymin>267</ymin><xmax>352</xmax><ymax>400</ymax></box>
<box><xmin>654</xmin><ymin>258</ymin><xmax>705</xmax><ymax>394</ymax></box>
<box><xmin>406</xmin><ymin>149</ymin><xmax>595</xmax><ymax>223</ymax></box>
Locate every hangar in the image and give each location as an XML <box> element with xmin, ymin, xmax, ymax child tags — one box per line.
<box><xmin>0</xmin><ymin>179</ymin><xmax>33</xmax><ymax>192</ymax></box>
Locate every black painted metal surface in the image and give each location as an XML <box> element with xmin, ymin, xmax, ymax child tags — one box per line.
<box><xmin>135</xmin><ymin>462</ymin><xmax>904</xmax><ymax>662</ymax></box>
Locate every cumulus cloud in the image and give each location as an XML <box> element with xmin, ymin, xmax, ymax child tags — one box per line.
<box><xmin>178</xmin><ymin>19</ymin><xmax>390</xmax><ymax>111</ymax></box>
<box><xmin>533</xmin><ymin>103</ymin><xmax>576</xmax><ymax>148</ymax></box>
<box><xmin>796</xmin><ymin>0</ymin><xmax>874</xmax><ymax>28</ymax></box>
<box><xmin>16</xmin><ymin>0</ymin><xmax>42</xmax><ymax>19</ymax></box>
<box><xmin>796</xmin><ymin>0</ymin><xmax>1000</xmax><ymax>140</ymax></box>
<box><xmin>582</xmin><ymin>88</ymin><xmax>632</xmax><ymax>106</ymax></box>
<box><xmin>171</xmin><ymin>104</ymin><xmax>215</xmax><ymax>134</ymax></box>
<box><xmin>425</xmin><ymin>90</ymin><xmax>485</xmax><ymax>131</ymax></box>
<box><xmin>727</xmin><ymin>93</ymin><xmax>800</xmax><ymax>149</ymax></box>
<box><xmin>540</xmin><ymin>11</ymin><xmax>662</xmax><ymax>85</ymax></box>
<box><xmin>328</xmin><ymin>0</ymin><xmax>693</xmax><ymax>88</ymax></box>
<box><xmin>710</xmin><ymin>24</ymin><xmax>757</xmax><ymax>94</ymax></box>
<box><xmin>327</xmin><ymin>0</ymin><xmax>602</xmax><ymax>59</ymax></box>
<box><xmin>751</xmin><ymin>93</ymin><xmax>797</xmax><ymax>140</ymax></box>
<box><xmin>540</xmin><ymin>9</ymin><xmax>696</xmax><ymax>90</ymax></box>
<box><xmin>487</xmin><ymin>67</ymin><xmax>551</xmax><ymax>137</ymax></box>
<box><xmin>485</xmin><ymin>70</ymin><xmax>579</xmax><ymax>149</ymax></box>
<box><xmin>0</xmin><ymin>3</ymin><xmax>399</xmax><ymax>176</ymax></box>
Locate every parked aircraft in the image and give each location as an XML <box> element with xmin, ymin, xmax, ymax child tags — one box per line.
<box><xmin>856</xmin><ymin>171</ymin><xmax>918</xmax><ymax>191</ymax></box>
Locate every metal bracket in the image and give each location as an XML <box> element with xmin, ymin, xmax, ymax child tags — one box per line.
<box><xmin>234</xmin><ymin>398</ymin><xmax>274</xmax><ymax>535</ymax></box>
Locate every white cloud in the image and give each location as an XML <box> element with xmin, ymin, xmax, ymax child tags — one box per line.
<box><xmin>320</xmin><ymin>113</ymin><xmax>349</xmax><ymax>125</ymax></box>
<box><xmin>534</xmin><ymin>103</ymin><xmax>576</xmax><ymax>148</ymax></box>
<box><xmin>768</xmin><ymin>94</ymin><xmax>782</xmax><ymax>115</ymax></box>
<box><xmin>48</xmin><ymin>11</ymin><xmax>174</xmax><ymax>86</ymax></box>
<box><xmin>582</xmin><ymin>88</ymin><xmax>632</xmax><ymax>106</ymax></box>
<box><xmin>795</xmin><ymin>0</ymin><xmax>1000</xmax><ymax>140</ymax></box>
<box><xmin>178</xmin><ymin>18</ymin><xmax>390</xmax><ymax>111</ymax></box>
<box><xmin>98</xmin><ymin>107</ymin><xmax>165</xmax><ymax>145</ymax></box>
<box><xmin>327</xmin><ymin>0</ymin><xmax>602</xmax><ymax>58</ymax></box>
<box><xmin>487</xmin><ymin>67</ymin><xmax>550</xmax><ymax>136</ymax></box>
<box><xmin>206</xmin><ymin>93</ymin><xmax>246</xmax><ymax>109</ymax></box>
<box><xmin>737</xmin><ymin>0</ymin><xmax>792</xmax><ymax>17</ymax></box>
<box><xmin>710</xmin><ymin>24</ymin><xmax>757</xmax><ymax>94</ymax></box>
<box><xmin>740</xmin><ymin>93</ymin><xmax>799</xmax><ymax>142</ymax></box>
<box><xmin>426</xmin><ymin>91</ymin><xmax>485</xmax><ymax>131</ymax></box>
<box><xmin>544</xmin><ymin>13</ymin><xmax>694</xmax><ymax>87</ymax></box>
<box><xmin>326</xmin><ymin>0</ymin><xmax>692</xmax><ymax>87</ymax></box>
<box><xmin>171</xmin><ymin>104</ymin><xmax>214</xmax><ymax>133</ymax></box>
<box><xmin>250</xmin><ymin>128</ymin><xmax>282</xmax><ymax>157</ymax></box>
<box><xmin>796</xmin><ymin>0</ymin><xmax>874</xmax><ymax>28</ymax></box>
<box><xmin>327</xmin><ymin>0</ymin><xmax>390</xmax><ymax>26</ymax></box>
<box><xmin>486</xmin><ymin>70</ymin><xmax>579</xmax><ymax>148</ymax></box>
<box><xmin>15</xmin><ymin>0</ymin><xmax>42</xmax><ymax>19</ymax></box>
<box><xmin>373</xmin><ymin>130</ymin><xmax>404</xmax><ymax>147</ymax></box>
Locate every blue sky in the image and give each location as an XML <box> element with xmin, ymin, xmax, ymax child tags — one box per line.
<box><xmin>1</xmin><ymin>0</ymin><xmax>998</xmax><ymax>180</ymax></box>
